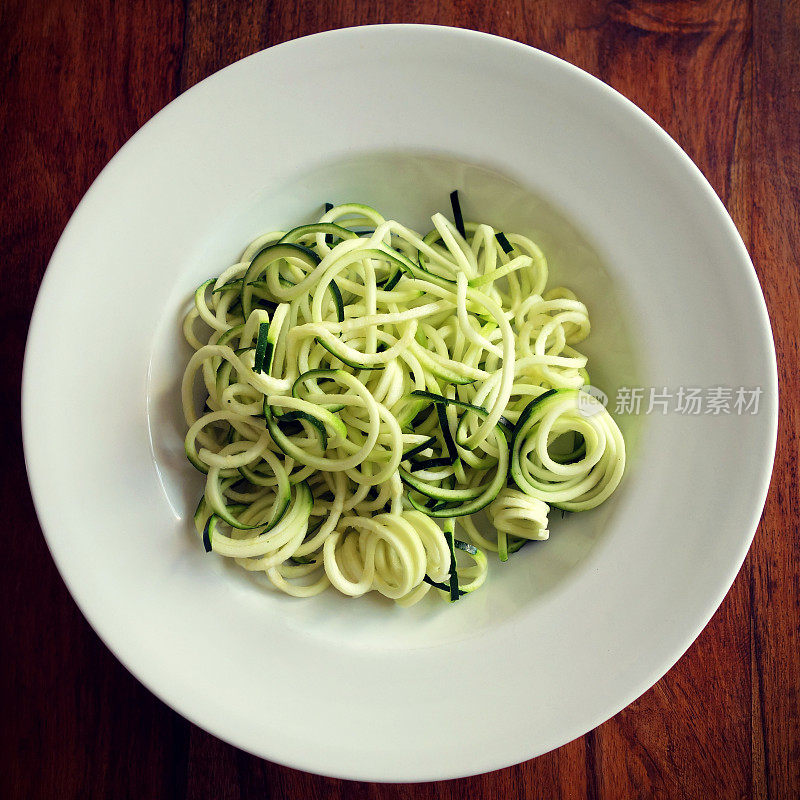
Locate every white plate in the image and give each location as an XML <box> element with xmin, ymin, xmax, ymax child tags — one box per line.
<box><xmin>23</xmin><ymin>25</ymin><xmax>777</xmax><ymax>781</ymax></box>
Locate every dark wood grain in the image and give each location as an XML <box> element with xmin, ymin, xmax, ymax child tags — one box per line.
<box><xmin>2</xmin><ymin>1</ymin><xmax>797</xmax><ymax>798</ymax></box>
<box><xmin>750</xmin><ymin>2</ymin><xmax>800</xmax><ymax>797</ymax></box>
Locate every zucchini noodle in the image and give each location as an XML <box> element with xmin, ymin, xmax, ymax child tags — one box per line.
<box><xmin>182</xmin><ymin>197</ymin><xmax>626</xmax><ymax>605</ymax></box>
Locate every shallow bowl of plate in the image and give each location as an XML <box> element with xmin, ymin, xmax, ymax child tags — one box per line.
<box><xmin>22</xmin><ymin>24</ymin><xmax>777</xmax><ymax>782</ymax></box>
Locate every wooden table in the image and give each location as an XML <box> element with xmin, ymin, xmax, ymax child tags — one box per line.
<box><xmin>2</xmin><ymin>2</ymin><xmax>797</xmax><ymax>798</ymax></box>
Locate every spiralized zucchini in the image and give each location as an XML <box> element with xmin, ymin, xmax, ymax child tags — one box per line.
<box><xmin>182</xmin><ymin>197</ymin><xmax>625</xmax><ymax>605</ymax></box>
